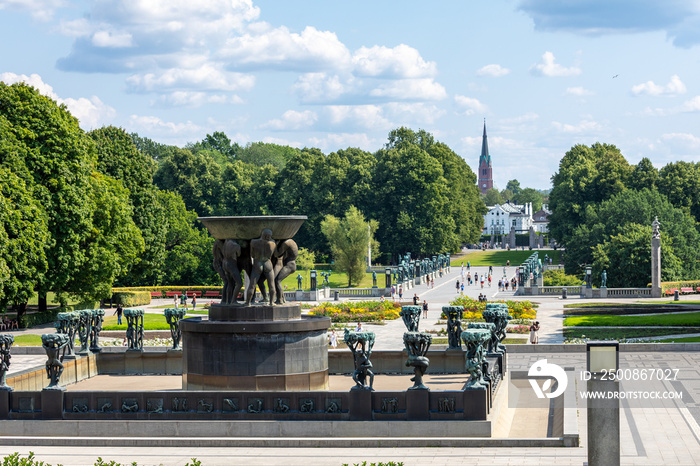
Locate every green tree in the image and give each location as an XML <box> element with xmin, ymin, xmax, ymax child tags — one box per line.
<box><xmin>0</xmin><ymin>82</ymin><xmax>134</xmax><ymax>306</ymax></box>
<box><xmin>513</xmin><ymin>187</ymin><xmax>544</xmax><ymax>211</ymax></box>
<box><xmin>657</xmin><ymin>161</ymin><xmax>700</xmax><ymax>221</ymax></box>
<box><xmin>90</xmin><ymin>126</ymin><xmax>167</xmax><ymax>286</ymax></box>
<box><xmin>373</xmin><ymin>141</ymin><xmax>456</xmax><ymax>257</ymax></box>
<box><xmin>236</xmin><ymin>142</ymin><xmax>298</xmax><ymax>169</ymax></box>
<box><xmin>153</xmin><ymin>147</ymin><xmax>223</xmax><ymax>216</ymax></box>
<box><xmin>482</xmin><ymin>188</ymin><xmax>504</xmax><ymax>206</ymax></box>
<box><xmin>67</xmin><ymin>172</ymin><xmax>144</xmax><ymax>300</ymax></box>
<box><xmin>591</xmin><ymin>224</ymin><xmax>683</xmax><ymax>288</ymax></box>
<box><xmin>0</xmin><ymin>164</ymin><xmax>49</xmax><ymax>314</ymax></box>
<box><xmin>549</xmin><ymin>143</ymin><xmax>631</xmax><ymax>244</ymax></box>
<box><xmin>321</xmin><ymin>206</ymin><xmax>377</xmax><ymax>287</ymax></box>
<box><xmin>563</xmin><ymin>188</ymin><xmax>699</xmax><ymax>283</ymax></box>
<box><xmin>157</xmin><ymin>190</ymin><xmax>217</xmax><ymax>285</ymax></box>
<box><xmin>628</xmin><ymin>157</ymin><xmax>658</xmax><ymax>192</ymax></box>
<box><xmin>505</xmin><ymin>179</ymin><xmax>522</xmax><ymax>195</ymax></box>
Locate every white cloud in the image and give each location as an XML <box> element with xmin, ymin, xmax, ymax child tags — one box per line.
<box><xmin>551</xmin><ymin>119</ymin><xmax>602</xmax><ymax>133</ymax></box>
<box><xmin>454</xmin><ymin>95</ymin><xmax>488</xmax><ymax>115</ymax></box>
<box><xmin>155</xmin><ymin>92</ymin><xmax>244</xmax><ymax>107</ymax></box>
<box><xmin>126</xmin><ymin>66</ymin><xmax>255</xmax><ymax>92</ymax></box>
<box><xmin>0</xmin><ymin>72</ymin><xmax>59</xmax><ymax>100</ymax></box>
<box><xmin>476</xmin><ymin>64</ymin><xmax>510</xmax><ymax>77</ymax></box>
<box><xmin>631</xmin><ymin>75</ymin><xmax>686</xmax><ymax>96</ymax></box>
<box><xmin>0</xmin><ymin>72</ymin><xmax>116</xmax><ymax>129</ymax></box>
<box><xmin>661</xmin><ymin>132</ymin><xmax>700</xmax><ymax>149</ymax></box>
<box><xmin>92</xmin><ymin>30</ymin><xmax>133</xmax><ymax>48</ymax></box>
<box><xmin>369</xmin><ymin>79</ymin><xmax>447</xmax><ymax>101</ymax></box>
<box><xmin>384</xmin><ymin>103</ymin><xmax>445</xmax><ymax>125</ymax></box>
<box><xmin>565</xmin><ymin>86</ymin><xmax>594</xmax><ymax>96</ymax></box>
<box><xmin>222</xmin><ymin>25</ymin><xmax>351</xmax><ymax>70</ymax></box>
<box><xmin>352</xmin><ymin>44</ymin><xmax>436</xmax><ymax>78</ymax></box>
<box><xmin>128</xmin><ymin>114</ymin><xmax>204</xmax><ymax>136</ymax></box>
<box><xmin>260</xmin><ymin>110</ymin><xmax>318</xmax><ymax>131</ymax></box>
<box><xmin>325</xmin><ymin>105</ymin><xmax>392</xmax><ymax>131</ymax></box>
<box><xmin>62</xmin><ymin>96</ymin><xmax>116</xmax><ymax>129</ymax></box>
<box><xmin>679</xmin><ymin>95</ymin><xmax>700</xmax><ymax>112</ymax></box>
<box><xmin>0</xmin><ymin>0</ymin><xmax>63</xmax><ymax>21</ymax></box>
<box><xmin>530</xmin><ymin>51</ymin><xmax>581</xmax><ymax>77</ymax></box>
<box><xmin>307</xmin><ymin>133</ymin><xmax>376</xmax><ymax>152</ymax></box>
<box><xmin>292</xmin><ymin>73</ymin><xmax>349</xmax><ymax>103</ymax></box>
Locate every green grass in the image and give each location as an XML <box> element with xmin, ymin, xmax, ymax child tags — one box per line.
<box><xmin>10</xmin><ymin>334</ymin><xmax>45</xmax><ymax>346</ymax></box>
<box><xmin>653</xmin><ymin>336</ymin><xmax>700</xmax><ymax>343</ymax></box>
<box><xmin>450</xmin><ymin>250</ymin><xmax>561</xmax><ymax>267</ymax></box>
<box><xmin>640</xmin><ymin>300</ymin><xmax>700</xmax><ymax>305</ymax></box>
<box><xmin>564</xmin><ymin>312</ymin><xmax>700</xmax><ymax>327</ymax></box>
<box><xmin>102</xmin><ymin>313</ymin><xmax>174</xmax><ymax>331</ymax></box>
<box><xmin>563</xmin><ymin>327</ymin><xmax>700</xmax><ymax>340</ymax></box>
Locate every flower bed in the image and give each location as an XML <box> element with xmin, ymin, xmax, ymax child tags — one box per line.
<box><xmin>308</xmin><ymin>300</ymin><xmax>401</xmax><ymax>323</ymax></box>
<box><xmin>441</xmin><ymin>296</ymin><xmax>537</xmax><ymax>321</ymax></box>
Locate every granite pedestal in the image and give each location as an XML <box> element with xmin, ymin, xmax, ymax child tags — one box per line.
<box><xmin>181</xmin><ymin>303</ymin><xmax>331</xmax><ymax>391</ymax></box>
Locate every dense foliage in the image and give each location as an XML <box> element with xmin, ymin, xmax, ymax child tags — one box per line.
<box><xmin>1</xmin><ymin>82</ymin><xmax>486</xmax><ymax>315</ymax></box>
<box><xmin>548</xmin><ymin>143</ymin><xmax>700</xmax><ymax>286</ymax></box>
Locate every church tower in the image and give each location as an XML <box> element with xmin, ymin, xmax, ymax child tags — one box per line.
<box><xmin>478</xmin><ymin>121</ymin><xmax>493</xmax><ymax>194</ymax></box>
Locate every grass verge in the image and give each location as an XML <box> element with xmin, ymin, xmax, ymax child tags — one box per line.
<box><xmin>450</xmin><ymin>250</ymin><xmax>561</xmax><ymax>268</ymax></box>
<box><xmin>563</xmin><ymin>327</ymin><xmax>700</xmax><ymax>340</ymax></box>
<box><xmin>564</xmin><ymin>312</ymin><xmax>700</xmax><ymax>327</ymax></box>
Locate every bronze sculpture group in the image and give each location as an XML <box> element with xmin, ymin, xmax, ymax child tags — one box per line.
<box><xmin>213</xmin><ymin>229</ymin><xmax>298</xmax><ymax>306</ymax></box>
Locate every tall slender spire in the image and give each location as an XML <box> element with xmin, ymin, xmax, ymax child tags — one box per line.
<box><xmin>477</xmin><ymin>119</ymin><xmax>493</xmax><ymax>195</ymax></box>
<box><xmin>480</xmin><ymin>120</ymin><xmax>489</xmax><ymax>161</ymax></box>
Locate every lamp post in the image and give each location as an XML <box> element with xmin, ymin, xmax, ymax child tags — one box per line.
<box><xmin>587</xmin><ymin>341</ymin><xmax>620</xmax><ymax>466</ymax></box>
<box><xmin>585</xmin><ymin>266</ymin><xmax>592</xmax><ymax>289</ymax></box>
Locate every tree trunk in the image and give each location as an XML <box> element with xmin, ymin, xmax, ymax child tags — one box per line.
<box><xmin>15</xmin><ymin>302</ymin><xmax>27</xmax><ymax>328</ymax></box>
<box><xmin>38</xmin><ymin>293</ymin><xmax>47</xmax><ymax>313</ymax></box>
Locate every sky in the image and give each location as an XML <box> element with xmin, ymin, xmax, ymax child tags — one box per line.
<box><xmin>1</xmin><ymin>0</ymin><xmax>699</xmax><ymax>190</ymax></box>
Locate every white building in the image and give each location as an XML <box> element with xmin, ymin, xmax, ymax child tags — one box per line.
<box><xmin>483</xmin><ymin>201</ymin><xmax>534</xmax><ymax>235</ymax></box>
<box><xmin>532</xmin><ymin>205</ymin><xmax>551</xmax><ymax>233</ymax></box>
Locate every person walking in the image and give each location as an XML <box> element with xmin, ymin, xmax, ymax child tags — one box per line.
<box><xmin>398</xmin><ymin>285</ymin><xmax>403</xmax><ymax>299</ymax></box>
<box><xmin>529</xmin><ymin>321</ymin><xmax>540</xmax><ymax>344</ymax></box>
<box><xmin>456</xmin><ymin>280</ymin><xmax>460</xmax><ymax>293</ymax></box>
<box><xmin>413</xmin><ymin>293</ymin><xmax>419</xmax><ymax>305</ymax></box>
<box><xmin>329</xmin><ymin>329</ymin><xmax>338</xmax><ymax>349</ymax></box>
<box><xmin>192</xmin><ymin>294</ymin><xmax>197</xmax><ymax>310</ymax></box>
<box><xmin>480</xmin><ymin>275</ymin><xmax>484</xmax><ymax>289</ymax></box>
<box><xmin>114</xmin><ymin>305</ymin><xmax>123</xmax><ymax>326</ymax></box>
<box><xmin>422</xmin><ymin>300</ymin><xmax>428</xmax><ymax>319</ymax></box>
<box><xmin>460</xmin><ymin>282</ymin><xmax>464</xmax><ymax>294</ymax></box>
<box><xmin>180</xmin><ymin>292</ymin><xmax>188</xmax><ymax>310</ymax></box>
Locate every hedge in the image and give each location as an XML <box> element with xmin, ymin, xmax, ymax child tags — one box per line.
<box><xmin>110</xmin><ymin>291</ymin><xmax>152</xmax><ymax>306</ymax></box>
<box><xmin>660</xmin><ymin>281</ymin><xmax>700</xmax><ymax>294</ymax></box>
<box><xmin>111</xmin><ymin>286</ymin><xmax>222</xmax><ymax>300</ymax></box>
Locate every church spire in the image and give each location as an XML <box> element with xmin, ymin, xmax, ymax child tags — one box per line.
<box><xmin>477</xmin><ymin>119</ymin><xmax>493</xmax><ymax>195</ymax></box>
<box><xmin>480</xmin><ymin>120</ymin><xmax>489</xmax><ymax>162</ymax></box>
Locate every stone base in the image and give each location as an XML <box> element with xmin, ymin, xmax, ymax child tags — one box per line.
<box><xmin>181</xmin><ymin>310</ymin><xmax>331</xmax><ymax>391</ymax></box>
<box><xmin>209</xmin><ymin>303</ymin><xmax>300</xmax><ymax>321</ymax></box>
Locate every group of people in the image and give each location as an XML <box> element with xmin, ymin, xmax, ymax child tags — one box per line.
<box><xmin>173</xmin><ymin>292</ymin><xmax>196</xmax><ymax>310</ymax></box>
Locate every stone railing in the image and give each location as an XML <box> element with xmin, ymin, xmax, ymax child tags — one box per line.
<box><xmin>521</xmin><ymin>286</ymin><xmax>581</xmax><ymax>296</ymax></box>
<box><xmin>605</xmin><ymin>288</ymin><xmax>651</xmax><ymax>298</ymax></box>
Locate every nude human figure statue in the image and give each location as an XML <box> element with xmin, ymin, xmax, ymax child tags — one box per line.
<box><xmin>273</xmin><ymin>239</ymin><xmax>298</xmax><ymax>304</ymax></box>
<box><xmin>222</xmin><ymin>239</ymin><xmax>243</xmax><ymax>304</ymax></box>
<box><xmin>246</xmin><ymin>229</ymin><xmax>276</xmax><ymax>306</ymax></box>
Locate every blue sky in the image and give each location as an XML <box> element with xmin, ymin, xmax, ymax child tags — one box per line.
<box><xmin>1</xmin><ymin>0</ymin><xmax>699</xmax><ymax>189</ymax></box>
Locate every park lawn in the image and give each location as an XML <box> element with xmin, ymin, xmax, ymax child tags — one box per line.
<box><xmin>654</xmin><ymin>336</ymin><xmax>700</xmax><ymax>343</ymax></box>
<box><xmin>102</xmin><ymin>313</ymin><xmax>172</xmax><ymax>331</ymax></box>
<box><xmin>563</xmin><ymin>327</ymin><xmax>700</xmax><ymax>340</ymax></box>
<box><xmin>564</xmin><ymin>312</ymin><xmax>700</xmax><ymax>327</ymax></box>
<box><xmin>10</xmin><ymin>334</ymin><xmax>45</xmax><ymax>346</ymax></box>
<box><xmin>450</xmin><ymin>250</ymin><xmax>561</xmax><ymax>268</ymax></box>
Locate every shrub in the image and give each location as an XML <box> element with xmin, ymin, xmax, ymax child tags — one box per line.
<box><xmin>110</xmin><ymin>291</ymin><xmax>151</xmax><ymax>306</ymax></box>
<box><xmin>543</xmin><ymin>269</ymin><xmax>582</xmax><ymax>286</ymax></box>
